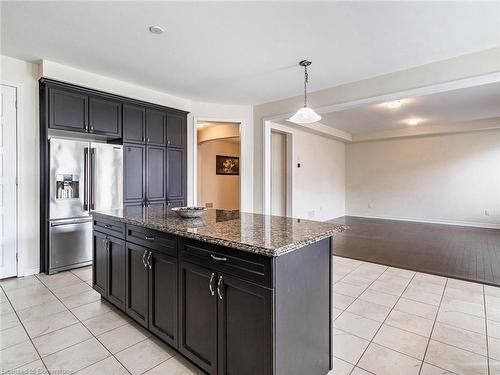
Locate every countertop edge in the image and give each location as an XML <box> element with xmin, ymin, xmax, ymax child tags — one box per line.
<box><xmin>91</xmin><ymin>211</ymin><xmax>346</xmax><ymax>257</ymax></box>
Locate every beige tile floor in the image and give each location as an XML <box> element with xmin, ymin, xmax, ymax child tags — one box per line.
<box><xmin>1</xmin><ymin>257</ymin><xmax>499</xmax><ymax>374</ymax></box>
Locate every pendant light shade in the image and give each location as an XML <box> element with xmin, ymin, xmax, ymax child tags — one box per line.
<box><xmin>288</xmin><ymin>60</ymin><xmax>321</xmax><ymax>125</ymax></box>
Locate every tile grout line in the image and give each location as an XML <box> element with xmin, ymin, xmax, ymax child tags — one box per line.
<box><xmin>484</xmin><ymin>284</ymin><xmax>491</xmax><ymax>375</ymax></box>
<box><xmin>0</xmin><ymin>284</ymin><xmax>50</xmax><ymax>373</ymax></box>
<box><xmin>417</xmin><ymin>277</ymin><xmax>448</xmax><ymax>375</ymax></box>
<box><xmin>34</xmin><ymin>273</ymin><xmax>136</xmax><ymax>374</ymax></box>
<box><xmin>350</xmin><ymin>267</ymin><xmax>418</xmax><ymax>374</ymax></box>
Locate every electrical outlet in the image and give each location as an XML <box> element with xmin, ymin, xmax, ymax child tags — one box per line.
<box><xmin>485</xmin><ymin>209</ymin><xmax>490</xmax><ymax>216</ymax></box>
<box><xmin>206</xmin><ymin>202</ymin><xmax>213</xmax><ymax>208</ymax></box>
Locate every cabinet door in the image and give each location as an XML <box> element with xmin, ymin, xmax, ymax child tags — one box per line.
<box><xmin>146</xmin><ymin>146</ymin><xmax>166</xmax><ymax>201</ymax></box>
<box><xmin>146</xmin><ymin>109</ymin><xmax>167</xmax><ymax>146</ymax></box>
<box><xmin>166</xmin><ymin>112</ymin><xmax>186</xmax><ymax>148</ymax></box>
<box><xmin>125</xmin><ymin>243</ymin><xmax>149</xmax><ymax>328</ymax></box>
<box><xmin>167</xmin><ymin>200</ymin><xmax>185</xmax><ymax>208</ymax></box>
<box><xmin>92</xmin><ymin>231</ymin><xmax>108</xmax><ymax>297</ymax></box>
<box><xmin>217</xmin><ymin>274</ymin><xmax>272</xmax><ymax>375</ymax></box>
<box><xmin>179</xmin><ymin>261</ymin><xmax>217</xmax><ymax>375</ymax></box>
<box><xmin>124</xmin><ymin>144</ymin><xmax>145</xmax><ymax>202</ymax></box>
<box><xmin>107</xmin><ymin>236</ymin><xmax>126</xmax><ymax>310</ymax></box>
<box><xmin>49</xmin><ymin>87</ymin><xmax>88</xmax><ymax>132</ymax></box>
<box><xmin>148</xmin><ymin>251</ymin><xmax>178</xmax><ymax>348</ymax></box>
<box><xmin>167</xmin><ymin>147</ymin><xmax>185</xmax><ymax>201</ymax></box>
<box><xmin>89</xmin><ymin>96</ymin><xmax>122</xmax><ymax>137</ymax></box>
<box><xmin>123</xmin><ymin>104</ymin><xmax>145</xmax><ymax>144</ymax></box>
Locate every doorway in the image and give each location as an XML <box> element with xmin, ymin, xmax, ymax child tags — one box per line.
<box><xmin>270</xmin><ymin>131</ymin><xmax>287</xmax><ymax>216</ymax></box>
<box><xmin>0</xmin><ymin>84</ymin><xmax>18</xmax><ymax>278</ymax></box>
<box><xmin>196</xmin><ymin>122</ymin><xmax>240</xmax><ymax>210</ymax></box>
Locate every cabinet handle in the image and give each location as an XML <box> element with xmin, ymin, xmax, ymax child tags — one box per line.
<box><xmin>217</xmin><ymin>275</ymin><xmax>223</xmax><ymax>300</ymax></box>
<box><xmin>210</xmin><ymin>254</ymin><xmax>227</xmax><ymax>262</ymax></box>
<box><xmin>146</xmin><ymin>137</ymin><xmax>150</xmax><ymax>143</ymax></box>
<box><xmin>104</xmin><ymin>224</ymin><xmax>112</xmax><ymax>228</ymax></box>
<box><xmin>209</xmin><ymin>273</ymin><xmax>215</xmax><ymax>296</ymax></box>
<box><xmin>145</xmin><ymin>235</ymin><xmax>155</xmax><ymax>241</ymax></box>
<box><xmin>142</xmin><ymin>136</ymin><xmax>145</xmax><ymax>143</ymax></box>
<box><xmin>106</xmin><ymin>238</ymin><xmax>110</xmax><ymax>252</ymax></box>
<box><xmin>142</xmin><ymin>250</ymin><xmax>148</xmax><ymax>268</ymax></box>
<box><xmin>147</xmin><ymin>251</ymin><xmax>152</xmax><ymax>269</ymax></box>
<box><xmin>167</xmin><ymin>139</ymin><xmax>171</xmax><ymax>145</ymax></box>
<box><xmin>102</xmin><ymin>238</ymin><xmax>107</xmax><ymax>250</ymax></box>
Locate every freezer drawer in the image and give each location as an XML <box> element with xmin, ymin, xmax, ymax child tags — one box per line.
<box><xmin>49</xmin><ymin>218</ymin><xmax>92</xmax><ymax>273</ymax></box>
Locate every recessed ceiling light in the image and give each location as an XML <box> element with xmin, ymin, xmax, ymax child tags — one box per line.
<box><xmin>406</xmin><ymin>118</ymin><xmax>421</xmax><ymax>126</ymax></box>
<box><xmin>385</xmin><ymin>100</ymin><xmax>403</xmax><ymax>109</ymax></box>
<box><xmin>149</xmin><ymin>25</ymin><xmax>164</xmax><ymax>35</ymax></box>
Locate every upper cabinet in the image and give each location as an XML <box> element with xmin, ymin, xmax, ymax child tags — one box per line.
<box><xmin>49</xmin><ymin>87</ymin><xmax>88</xmax><ymax>132</ymax></box>
<box><xmin>123</xmin><ymin>104</ymin><xmax>146</xmax><ymax>144</ymax></box>
<box><xmin>89</xmin><ymin>96</ymin><xmax>122</xmax><ymax>137</ymax></box>
<box><xmin>167</xmin><ymin>112</ymin><xmax>186</xmax><ymax>148</ymax></box>
<box><xmin>146</xmin><ymin>109</ymin><xmax>167</xmax><ymax>146</ymax></box>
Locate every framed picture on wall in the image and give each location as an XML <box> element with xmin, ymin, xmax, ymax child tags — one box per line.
<box><xmin>216</xmin><ymin>155</ymin><xmax>239</xmax><ymax>175</ymax></box>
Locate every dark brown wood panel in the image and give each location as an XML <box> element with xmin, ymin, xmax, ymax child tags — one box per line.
<box><xmin>331</xmin><ymin>216</ymin><xmax>500</xmax><ymax>286</ymax></box>
<box><xmin>107</xmin><ymin>236</ymin><xmax>126</xmax><ymax>310</ymax></box>
<box><xmin>89</xmin><ymin>96</ymin><xmax>122</xmax><ymax>137</ymax></box>
<box><xmin>126</xmin><ymin>243</ymin><xmax>149</xmax><ymax>327</ymax></box>
<box><xmin>92</xmin><ymin>231</ymin><xmax>108</xmax><ymax>296</ymax></box>
<box><xmin>124</xmin><ymin>144</ymin><xmax>145</xmax><ymax>203</ymax></box>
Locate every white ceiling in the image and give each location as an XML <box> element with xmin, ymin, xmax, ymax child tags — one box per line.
<box><xmin>1</xmin><ymin>1</ymin><xmax>499</xmax><ymax>104</ymax></box>
<box><xmin>319</xmin><ymin>81</ymin><xmax>500</xmax><ymax>135</ymax></box>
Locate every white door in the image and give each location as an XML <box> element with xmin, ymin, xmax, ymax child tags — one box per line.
<box><xmin>270</xmin><ymin>131</ymin><xmax>287</xmax><ymax>216</ymax></box>
<box><xmin>0</xmin><ymin>85</ymin><xmax>18</xmax><ymax>278</ymax></box>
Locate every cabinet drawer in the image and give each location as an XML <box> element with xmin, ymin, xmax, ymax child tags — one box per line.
<box><xmin>93</xmin><ymin>218</ymin><xmax>125</xmax><ymax>239</ymax></box>
<box><xmin>179</xmin><ymin>238</ymin><xmax>272</xmax><ymax>287</ymax></box>
<box><xmin>126</xmin><ymin>224</ymin><xmax>177</xmax><ymax>257</ymax></box>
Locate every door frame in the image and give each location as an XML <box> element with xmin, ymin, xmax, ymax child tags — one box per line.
<box><xmin>190</xmin><ymin>116</ymin><xmax>250</xmax><ymax>212</ymax></box>
<box><xmin>263</xmin><ymin>121</ymin><xmax>293</xmax><ymax>217</ymax></box>
<box><xmin>0</xmin><ymin>82</ymin><xmax>19</xmax><ymax>278</ymax></box>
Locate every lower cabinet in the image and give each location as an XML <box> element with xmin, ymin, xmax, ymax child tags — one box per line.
<box><xmin>125</xmin><ymin>242</ymin><xmax>178</xmax><ymax>346</ymax></box>
<box><xmin>92</xmin><ymin>231</ymin><xmax>126</xmax><ymax>310</ymax></box>
<box><xmin>179</xmin><ymin>260</ymin><xmax>272</xmax><ymax>375</ymax></box>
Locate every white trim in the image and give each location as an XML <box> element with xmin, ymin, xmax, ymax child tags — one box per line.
<box><xmin>190</xmin><ymin>116</ymin><xmax>250</xmax><ymax>212</ymax></box>
<box><xmin>346</xmin><ymin>213</ymin><xmax>500</xmax><ymax>230</ymax></box>
<box><xmin>18</xmin><ymin>267</ymin><xmax>40</xmax><ymax>277</ymax></box>
<box><xmin>0</xmin><ymin>82</ymin><xmax>20</xmax><ymax>277</ymax></box>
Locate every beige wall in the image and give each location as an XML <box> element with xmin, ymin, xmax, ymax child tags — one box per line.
<box><xmin>346</xmin><ymin>129</ymin><xmax>500</xmax><ymax>227</ymax></box>
<box><xmin>198</xmin><ymin>140</ymin><xmax>240</xmax><ymax>210</ymax></box>
<box><xmin>0</xmin><ymin>55</ymin><xmax>41</xmax><ymax>275</ymax></box>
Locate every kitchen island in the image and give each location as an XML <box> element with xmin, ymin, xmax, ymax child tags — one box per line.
<box><xmin>91</xmin><ymin>207</ymin><xmax>345</xmax><ymax>375</ymax></box>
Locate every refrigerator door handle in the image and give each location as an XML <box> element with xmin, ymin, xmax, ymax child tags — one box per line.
<box><xmin>90</xmin><ymin>148</ymin><xmax>96</xmax><ymax>210</ymax></box>
<box><xmin>83</xmin><ymin>147</ymin><xmax>89</xmax><ymax>211</ymax></box>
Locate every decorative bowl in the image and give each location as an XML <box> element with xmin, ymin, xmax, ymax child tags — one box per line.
<box><xmin>171</xmin><ymin>206</ymin><xmax>207</xmax><ymax>218</ymax></box>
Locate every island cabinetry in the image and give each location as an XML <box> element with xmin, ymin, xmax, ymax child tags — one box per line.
<box><xmin>92</xmin><ymin>218</ymin><xmax>126</xmax><ymax>310</ymax></box>
<box><xmin>125</xmin><ymin>225</ymin><xmax>179</xmax><ymax>348</ymax></box>
<box><xmin>179</xmin><ymin>239</ymin><xmax>273</xmax><ymax>375</ymax></box>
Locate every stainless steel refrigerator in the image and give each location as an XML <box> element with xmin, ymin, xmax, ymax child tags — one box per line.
<box><xmin>49</xmin><ymin>138</ymin><xmax>123</xmax><ymax>274</ymax></box>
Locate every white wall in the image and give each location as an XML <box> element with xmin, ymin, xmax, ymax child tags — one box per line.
<box><xmin>267</xmin><ymin>122</ymin><xmax>345</xmax><ymax>221</ymax></box>
<box><xmin>0</xmin><ymin>55</ymin><xmax>41</xmax><ymax>276</ymax></box>
<box><xmin>346</xmin><ymin>129</ymin><xmax>500</xmax><ymax>227</ymax></box>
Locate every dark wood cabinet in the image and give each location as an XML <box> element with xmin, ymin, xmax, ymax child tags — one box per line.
<box><xmin>217</xmin><ymin>274</ymin><xmax>272</xmax><ymax>375</ymax></box>
<box><xmin>167</xmin><ymin>147</ymin><xmax>185</xmax><ymax>202</ymax></box>
<box><xmin>123</xmin><ymin>104</ymin><xmax>146</xmax><ymax>144</ymax></box>
<box><xmin>123</xmin><ymin>144</ymin><xmax>145</xmax><ymax>203</ymax></box>
<box><xmin>125</xmin><ymin>242</ymin><xmax>149</xmax><ymax>328</ymax></box>
<box><xmin>179</xmin><ymin>261</ymin><xmax>218</xmax><ymax>375</ymax></box>
<box><xmin>107</xmin><ymin>236</ymin><xmax>126</xmax><ymax>309</ymax></box>
<box><xmin>146</xmin><ymin>109</ymin><xmax>167</xmax><ymax>146</ymax></box>
<box><xmin>92</xmin><ymin>230</ymin><xmax>126</xmax><ymax>310</ymax></box>
<box><xmin>49</xmin><ymin>87</ymin><xmax>88</xmax><ymax>132</ymax></box>
<box><xmin>149</xmin><ymin>251</ymin><xmax>178</xmax><ymax>347</ymax></box>
<box><xmin>89</xmin><ymin>96</ymin><xmax>122</xmax><ymax>137</ymax></box>
<box><xmin>146</xmin><ymin>146</ymin><xmax>166</xmax><ymax>202</ymax></box>
<box><xmin>167</xmin><ymin>112</ymin><xmax>186</xmax><ymax>148</ymax></box>
<box><xmin>92</xmin><ymin>231</ymin><xmax>108</xmax><ymax>296</ymax></box>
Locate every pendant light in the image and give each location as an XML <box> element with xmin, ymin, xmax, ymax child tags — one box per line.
<box><xmin>288</xmin><ymin>60</ymin><xmax>321</xmax><ymax>124</ymax></box>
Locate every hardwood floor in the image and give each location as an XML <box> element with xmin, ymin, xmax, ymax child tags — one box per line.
<box><xmin>331</xmin><ymin>216</ymin><xmax>500</xmax><ymax>286</ymax></box>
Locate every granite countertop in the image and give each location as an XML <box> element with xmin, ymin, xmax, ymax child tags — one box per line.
<box><xmin>92</xmin><ymin>206</ymin><xmax>346</xmax><ymax>257</ymax></box>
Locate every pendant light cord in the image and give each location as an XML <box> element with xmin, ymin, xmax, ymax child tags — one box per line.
<box><xmin>304</xmin><ymin>64</ymin><xmax>309</xmax><ymax>107</ymax></box>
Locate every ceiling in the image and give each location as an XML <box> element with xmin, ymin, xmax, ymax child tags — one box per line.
<box><xmin>318</xmin><ymin>81</ymin><xmax>500</xmax><ymax>136</ymax></box>
<box><xmin>2</xmin><ymin>2</ymin><xmax>499</xmax><ymax>105</ymax></box>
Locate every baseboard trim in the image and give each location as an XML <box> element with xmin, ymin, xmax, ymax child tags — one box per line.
<box><xmin>345</xmin><ymin>213</ymin><xmax>500</xmax><ymax>230</ymax></box>
<box><xmin>18</xmin><ymin>266</ymin><xmax>40</xmax><ymax>277</ymax></box>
